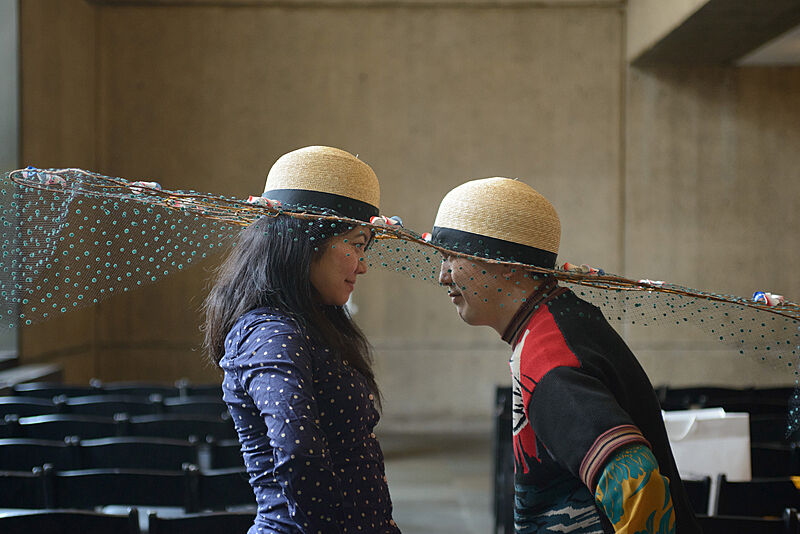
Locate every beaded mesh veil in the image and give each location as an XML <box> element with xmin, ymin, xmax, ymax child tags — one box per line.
<box><xmin>2</xmin><ymin>167</ymin><xmax>799</xmax><ymax>429</ymax></box>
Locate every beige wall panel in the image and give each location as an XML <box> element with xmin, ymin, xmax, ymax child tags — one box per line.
<box><xmin>48</xmin><ymin>351</ymin><xmax>97</xmax><ymax>383</ymax></box>
<box><xmin>18</xmin><ymin>0</ymin><xmax>99</xmax><ymax>379</ymax></box>
<box><xmin>625</xmin><ymin>66</ymin><xmax>800</xmax><ymax>388</ymax></box>
<box><xmin>94</xmin><ymin>5</ymin><xmax>622</xmax><ymax>266</ymax></box>
<box><xmin>20</xmin><ymin>0</ymin><xmax>97</xmax><ymax>168</ymax></box>
<box><xmin>94</xmin><ymin>346</ymin><xmax>222</xmax><ymax>383</ymax></box>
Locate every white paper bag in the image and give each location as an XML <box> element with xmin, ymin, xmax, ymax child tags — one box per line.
<box><xmin>662</xmin><ymin>408</ymin><xmax>751</xmax><ymax>515</ymax></box>
<box><xmin>663</xmin><ymin>408</ymin><xmax>751</xmax><ymax>481</ymax></box>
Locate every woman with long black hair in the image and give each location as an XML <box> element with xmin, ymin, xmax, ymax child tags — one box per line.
<box><xmin>203</xmin><ymin>146</ymin><xmax>400</xmax><ymax>534</ymax></box>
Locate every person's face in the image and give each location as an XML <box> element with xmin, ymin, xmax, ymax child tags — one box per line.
<box><xmin>310</xmin><ymin>226</ymin><xmax>371</xmax><ymax>306</ymax></box>
<box><xmin>439</xmin><ymin>255</ymin><xmax>502</xmax><ymax>326</ymax></box>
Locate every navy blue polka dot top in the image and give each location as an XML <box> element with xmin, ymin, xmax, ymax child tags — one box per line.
<box><xmin>220</xmin><ymin>307</ymin><xmax>401</xmax><ymax>534</ymax></box>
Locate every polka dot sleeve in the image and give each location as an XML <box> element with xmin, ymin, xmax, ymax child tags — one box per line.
<box><xmin>235</xmin><ymin>318</ymin><xmax>346</xmax><ymax>533</ymax></box>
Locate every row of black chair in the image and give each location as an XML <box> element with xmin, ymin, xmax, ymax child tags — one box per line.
<box><xmin>0</xmin><ymin>395</ymin><xmax>227</xmax><ymax>418</ymax></box>
<box><xmin>0</xmin><ymin>464</ymin><xmax>254</xmax><ymax>512</ymax></box>
<box><xmin>10</xmin><ymin>380</ymin><xmax>221</xmax><ymax>399</ymax></box>
<box><xmin>0</xmin><ymin>413</ymin><xmax>236</xmax><ymax>441</ymax></box>
<box><xmin>0</xmin><ymin>436</ymin><xmax>244</xmax><ymax>471</ymax></box>
<box><xmin>0</xmin><ymin>509</ymin><xmax>257</xmax><ymax>534</ymax></box>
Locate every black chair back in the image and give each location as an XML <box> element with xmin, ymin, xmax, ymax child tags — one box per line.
<box><xmin>752</xmin><ymin>415</ymin><xmax>799</xmax><ymax>444</ymax></box>
<box><xmin>12</xmin><ymin>383</ymin><xmax>99</xmax><ymax>398</ymax></box>
<box><xmin>696</xmin><ymin>510</ymin><xmax>796</xmax><ymax>534</ymax></box>
<box><xmin>99</xmin><ymin>382</ymin><xmax>180</xmax><ymax>397</ymax></box>
<box><xmin>493</xmin><ymin>386</ymin><xmax>514</xmax><ymax>534</ymax></box>
<box><xmin>0</xmin><ymin>438</ymin><xmax>79</xmax><ymax>470</ymax></box>
<box><xmin>0</xmin><ymin>508</ymin><xmax>141</xmax><ymax>534</ymax></box>
<box><xmin>127</xmin><ymin>414</ymin><xmax>236</xmax><ymax>441</ymax></box>
<box><xmin>207</xmin><ymin>438</ymin><xmax>245</xmax><ymax>469</ymax></box>
<box><xmin>164</xmin><ymin>396</ymin><xmax>228</xmax><ymax>417</ymax></box>
<box><xmin>682</xmin><ymin>476</ymin><xmax>711</xmax><ymax>516</ymax></box>
<box><xmin>12</xmin><ymin>414</ymin><xmax>119</xmax><ymax>440</ymax></box>
<box><xmin>0</xmin><ymin>396</ymin><xmax>59</xmax><ymax>417</ymax></box>
<box><xmin>63</xmin><ymin>395</ymin><xmax>162</xmax><ymax>417</ymax></box>
<box><xmin>751</xmin><ymin>443</ymin><xmax>800</xmax><ymax>478</ymax></box>
<box><xmin>716</xmin><ymin>474</ymin><xmax>800</xmax><ymax>517</ymax></box>
<box><xmin>179</xmin><ymin>384</ymin><xmax>222</xmax><ymax>398</ymax></box>
<box><xmin>196</xmin><ymin>467</ymin><xmax>256</xmax><ymax>510</ymax></box>
<box><xmin>78</xmin><ymin>436</ymin><xmax>199</xmax><ymax>470</ymax></box>
<box><xmin>43</xmin><ymin>465</ymin><xmax>191</xmax><ymax>509</ymax></box>
<box><xmin>0</xmin><ymin>469</ymin><xmax>47</xmax><ymax>508</ymax></box>
<box><xmin>148</xmin><ymin>511</ymin><xmax>254</xmax><ymax>534</ymax></box>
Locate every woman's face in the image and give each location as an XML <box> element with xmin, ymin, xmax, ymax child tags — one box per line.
<box><xmin>310</xmin><ymin>226</ymin><xmax>372</xmax><ymax>306</ymax></box>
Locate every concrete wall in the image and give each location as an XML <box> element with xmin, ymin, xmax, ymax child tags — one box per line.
<box><xmin>624</xmin><ymin>65</ymin><xmax>800</xmax><ymax>388</ymax></box>
<box><xmin>18</xmin><ymin>0</ymin><xmax>800</xmax><ymax>430</ymax></box>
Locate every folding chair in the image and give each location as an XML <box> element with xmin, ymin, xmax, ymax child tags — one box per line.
<box><xmin>178</xmin><ymin>384</ymin><xmax>222</xmax><ymax>398</ymax></box>
<box><xmin>196</xmin><ymin>467</ymin><xmax>256</xmax><ymax>511</ymax></box>
<box><xmin>78</xmin><ymin>436</ymin><xmax>200</xmax><ymax>470</ymax></box>
<box><xmin>0</xmin><ymin>508</ymin><xmax>141</xmax><ymax>534</ymax></box>
<box><xmin>0</xmin><ymin>396</ymin><xmax>59</xmax><ymax>417</ymax></box>
<box><xmin>207</xmin><ymin>438</ymin><xmax>245</xmax><ymax>469</ymax></box>
<box><xmin>42</xmin><ymin>465</ymin><xmax>192</xmax><ymax>510</ymax></box>
<box><xmin>63</xmin><ymin>395</ymin><xmax>162</xmax><ymax>417</ymax></box>
<box><xmin>715</xmin><ymin>474</ymin><xmax>800</xmax><ymax>517</ymax></box>
<box><xmin>0</xmin><ymin>437</ymin><xmax>79</xmax><ymax>470</ymax></box>
<box><xmin>148</xmin><ymin>511</ymin><xmax>254</xmax><ymax>534</ymax></box>
<box><xmin>99</xmin><ymin>382</ymin><xmax>180</xmax><ymax>398</ymax></box>
<box><xmin>493</xmin><ymin>386</ymin><xmax>514</xmax><ymax>534</ymax></box>
<box><xmin>751</xmin><ymin>443</ymin><xmax>800</xmax><ymax>478</ymax></box>
<box><xmin>13</xmin><ymin>414</ymin><xmax>119</xmax><ymax>440</ymax></box>
<box><xmin>163</xmin><ymin>396</ymin><xmax>228</xmax><ymax>418</ymax></box>
<box><xmin>127</xmin><ymin>413</ymin><xmax>236</xmax><ymax>441</ymax></box>
<box><xmin>0</xmin><ymin>468</ymin><xmax>46</xmax><ymax>508</ymax></box>
<box><xmin>697</xmin><ymin>508</ymin><xmax>799</xmax><ymax>534</ymax></box>
<box><xmin>682</xmin><ymin>476</ymin><xmax>711</xmax><ymax>516</ymax></box>
<box><xmin>751</xmin><ymin>415</ymin><xmax>799</xmax><ymax>444</ymax></box>
<box><xmin>12</xmin><ymin>382</ymin><xmax>99</xmax><ymax>399</ymax></box>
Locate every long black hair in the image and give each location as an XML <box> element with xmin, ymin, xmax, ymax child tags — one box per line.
<box><xmin>202</xmin><ymin>215</ymin><xmax>379</xmax><ymax>401</ymax></box>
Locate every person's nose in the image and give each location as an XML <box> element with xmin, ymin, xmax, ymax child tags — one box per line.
<box><xmin>439</xmin><ymin>259</ymin><xmax>452</xmax><ymax>286</ymax></box>
<box><xmin>356</xmin><ymin>255</ymin><xmax>368</xmax><ymax>275</ymax></box>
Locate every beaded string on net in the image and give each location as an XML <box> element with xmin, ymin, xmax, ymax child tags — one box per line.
<box><xmin>3</xmin><ymin>167</ymin><xmax>800</xmax><ymax>429</ymax></box>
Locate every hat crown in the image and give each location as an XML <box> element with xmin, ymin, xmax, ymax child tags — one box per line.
<box><xmin>264</xmin><ymin>146</ymin><xmax>379</xmax><ymax>210</ymax></box>
<box><xmin>434</xmin><ymin>177</ymin><xmax>560</xmax><ymax>255</ymax></box>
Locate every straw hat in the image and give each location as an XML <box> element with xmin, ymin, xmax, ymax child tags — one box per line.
<box><xmin>263</xmin><ymin>146</ymin><xmax>380</xmax><ymax>222</ymax></box>
<box><xmin>432</xmin><ymin>177</ymin><xmax>561</xmax><ymax>268</ymax></box>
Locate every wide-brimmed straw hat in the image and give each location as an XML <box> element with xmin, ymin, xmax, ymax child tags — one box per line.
<box><xmin>262</xmin><ymin>145</ymin><xmax>380</xmax><ymax>222</ymax></box>
<box><xmin>432</xmin><ymin>177</ymin><xmax>561</xmax><ymax>268</ymax></box>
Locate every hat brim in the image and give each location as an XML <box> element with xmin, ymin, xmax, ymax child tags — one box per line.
<box><xmin>431</xmin><ymin>226</ymin><xmax>558</xmax><ymax>269</ymax></box>
<box><xmin>263</xmin><ymin>188</ymin><xmax>379</xmax><ymax>222</ymax></box>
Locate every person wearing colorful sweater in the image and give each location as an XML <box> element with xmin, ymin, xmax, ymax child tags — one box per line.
<box><xmin>430</xmin><ymin>177</ymin><xmax>701</xmax><ymax>533</ymax></box>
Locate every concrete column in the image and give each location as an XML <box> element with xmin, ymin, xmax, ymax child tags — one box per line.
<box><xmin>0</xmin><ymin>0</ymin><xmax>19</xmax><ymax>357</ymax></box>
